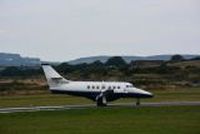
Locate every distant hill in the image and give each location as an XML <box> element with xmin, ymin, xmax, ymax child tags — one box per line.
<box><xmin>1</xmin><ymin>53</ymin><xmax>199</xmax><ymax>66</ymax></box>
<box><xmin>0</xmin><ymin>53</ymin><xmax>41</xmax><ymax>67</ymax></box>
<box><xmin>68</xmin><ymin>55</ymin><xmax>200</xmax><ymax>65</ymax></box>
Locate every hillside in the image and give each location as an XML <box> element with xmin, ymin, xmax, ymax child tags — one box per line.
<box><xmin>68</xmin><ymin>55</ymin><xmax>199</xmax><ymax>65</ymax></box>
<box><xmin>0</xmin><ymin>53</ymin><xmax>41</xmax><ymax>67</ymax></box>
<box><xmin>1</xmin><ymin>53</ymin><xmax>199</xmax><ymax>66</ymax></box>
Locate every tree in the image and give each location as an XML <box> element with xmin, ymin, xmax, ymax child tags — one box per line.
<box><xmin>0</xmin><ymin>67</ymin><xmax>42</xmax><ymax>76</ymax></box>
<box><xmin>170</xmin><ymin>55</ymin><xmax>185</xmax><ymax>62</ymax></box>
<box><xmin>90</xmin><ymin>60</ymin><xmax>104</xmax><ymax>67</ymax></box>
<box><xmin>56</xmin><ymin>63</ymin><xmax>74</xmax><ymax>74</ymax></box>
<box><xmin>105</xmin><ymin>56</ymin><xmax>127</xmax><ymax>68</ymax></box>
<box><xmin>191</xmin><ymin>56</ymin><xmax>200</xmax><ymax>61</ymax></box>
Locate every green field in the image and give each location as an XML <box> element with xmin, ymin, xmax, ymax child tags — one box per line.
<box><xmin>0</xmin><ymin>87</ymin><xmax>200</xmax><ymax>108</ymax></box>
<box><xmin>0</xmin><ymin>106</ymin><xmax>200</xmax><ymax>134</ymax></box>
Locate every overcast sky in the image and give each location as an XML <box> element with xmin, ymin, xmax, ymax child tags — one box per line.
<box><xmin>0</xmin><ymin>0</ymin><xmax>200</xmax><ymax>61</ymax></box>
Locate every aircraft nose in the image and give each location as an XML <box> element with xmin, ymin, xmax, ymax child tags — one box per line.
<box><xmin>145</xmin><ymin>91</ymin><xmax>154</xmax><ymax>98</ymax></box>
<box><xmin>134</xmin><ymin>88</ymin><xmax>154</xmax><ymax>98</ymax></box>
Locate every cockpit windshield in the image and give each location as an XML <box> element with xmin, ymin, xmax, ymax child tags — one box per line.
<box><xmin>126</xmin><ymin>85</ymin><xmax>134</xmax><ymax>88</ymax></box>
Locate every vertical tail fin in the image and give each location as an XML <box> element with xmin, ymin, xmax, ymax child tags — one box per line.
<box><xmin>42</xmin><ymin>65</ymin><xmax>69</xmax><ymax>88</ymax></box>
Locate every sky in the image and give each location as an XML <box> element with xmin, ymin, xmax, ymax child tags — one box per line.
<box><xmin>0</xmin><ymin>0</ymin><xmax>200</xmax><ymax>61</ymax></box>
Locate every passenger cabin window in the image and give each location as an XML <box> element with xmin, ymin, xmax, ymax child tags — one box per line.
<box><xmin>117</xmin><ymin>86</ymin><xmax>120</xmax><ymax>89</ymax></box>
<box><xmin>87</xmin><ymin>85</ymin><xmax>90</xmax><ymax>89</ymax></box>
<box><xmin>96</xmin><ymin>86</ymin><xmax>99</xmax><ymax>89</ymax></box>
<box><xmin>102</xmin><ymin>86</ymin><xmax>105</xmax><ymax>89</ymax></box>
<box><xmin>92</xmin><ymin>86</ymin><xmax>95</xmax><ymax>89</ymax></box>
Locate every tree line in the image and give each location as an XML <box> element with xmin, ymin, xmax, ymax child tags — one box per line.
<box><xmin>1</xmin><ymin>55</ymin><xmax>200</xmax><ymax>88</ymax></box>
<box><xmin>0</xmin><ymin>55</ymin><xmax>199</xmax><ymax>77</ymax></box>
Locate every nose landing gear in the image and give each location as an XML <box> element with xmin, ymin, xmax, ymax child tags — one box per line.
<box><xmin>136</xmin><ymin>98</ymin><xmax>140</xmax><ymax>106</ymax></box>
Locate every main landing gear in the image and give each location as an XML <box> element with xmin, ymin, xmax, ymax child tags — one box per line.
<box><xmin>96</xmin><ymin>96</ymin><xmax>107</xmax><ymax>107</ymax></box>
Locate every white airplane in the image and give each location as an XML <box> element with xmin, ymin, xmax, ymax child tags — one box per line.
<box><xmin>42</xmin><ymin>65</ymin><xmax>153</xmax><ymax>106</ymax></box>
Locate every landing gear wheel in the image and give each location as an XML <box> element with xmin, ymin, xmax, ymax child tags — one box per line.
<box><xmin>97</xmin><ymin>101</ymin><xmax>107</xmax><ymax>107</ymax></box>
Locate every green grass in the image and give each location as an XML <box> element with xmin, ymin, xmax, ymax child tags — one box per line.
<box><xmin>0</xmin><ymin>87</ymin><xmax>200</xmax><ymax>108</ymax></box>
<box><xmin>0</xmin><ymin>106</ymin><xmax>200</xmax><ymax>134</ymax></box>
<box><xmin>0</xmin><ymin>94</ymin><xmax>92</xmax><ymax>108</ymax></box>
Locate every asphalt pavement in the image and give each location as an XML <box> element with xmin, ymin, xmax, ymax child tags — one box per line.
<box><xmin>0</xmin><ymin>101</ymin><xmax>200</xmax><ymax>113</ymax></box>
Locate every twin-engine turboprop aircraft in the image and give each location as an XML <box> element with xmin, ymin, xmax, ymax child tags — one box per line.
<box><xmin>42</xmin><ymin>65</ymin><xmax>153</xmax><ymax>106</ymax></box>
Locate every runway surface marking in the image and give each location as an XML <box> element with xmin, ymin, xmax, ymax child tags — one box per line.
<box><xmin>0</xmin><ymin>101</ymin><xmax>200</xmax><ymax>113</ymax></box>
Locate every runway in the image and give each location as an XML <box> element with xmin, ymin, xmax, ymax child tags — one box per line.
<box><xmin>0</xmin><ymin>101</ymin><xmax>200</xmax><ymax>113</ymax></box>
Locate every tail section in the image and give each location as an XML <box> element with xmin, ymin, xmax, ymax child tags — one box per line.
<box><xmin>42</xmin><ymin>65</ymin><xmax>70</xmax><ymax>88</ymax></box>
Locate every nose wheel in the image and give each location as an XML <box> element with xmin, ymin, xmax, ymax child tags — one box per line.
<box><xmin>136</xmin><ymin>98</ymin><xmax>140</xmax><ymax>106</ymax></box>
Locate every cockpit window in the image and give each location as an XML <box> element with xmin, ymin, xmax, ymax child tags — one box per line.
<box><xmin>126</xmin><ymin>85</ymin><xmax>134</xmax><ymax>88</ymax></box>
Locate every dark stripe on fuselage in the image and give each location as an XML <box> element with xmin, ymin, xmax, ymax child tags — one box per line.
<box><xmin>50</xmin><ymin>90</ymin><xmax>153</xmax><ymax>102</ymax></box>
